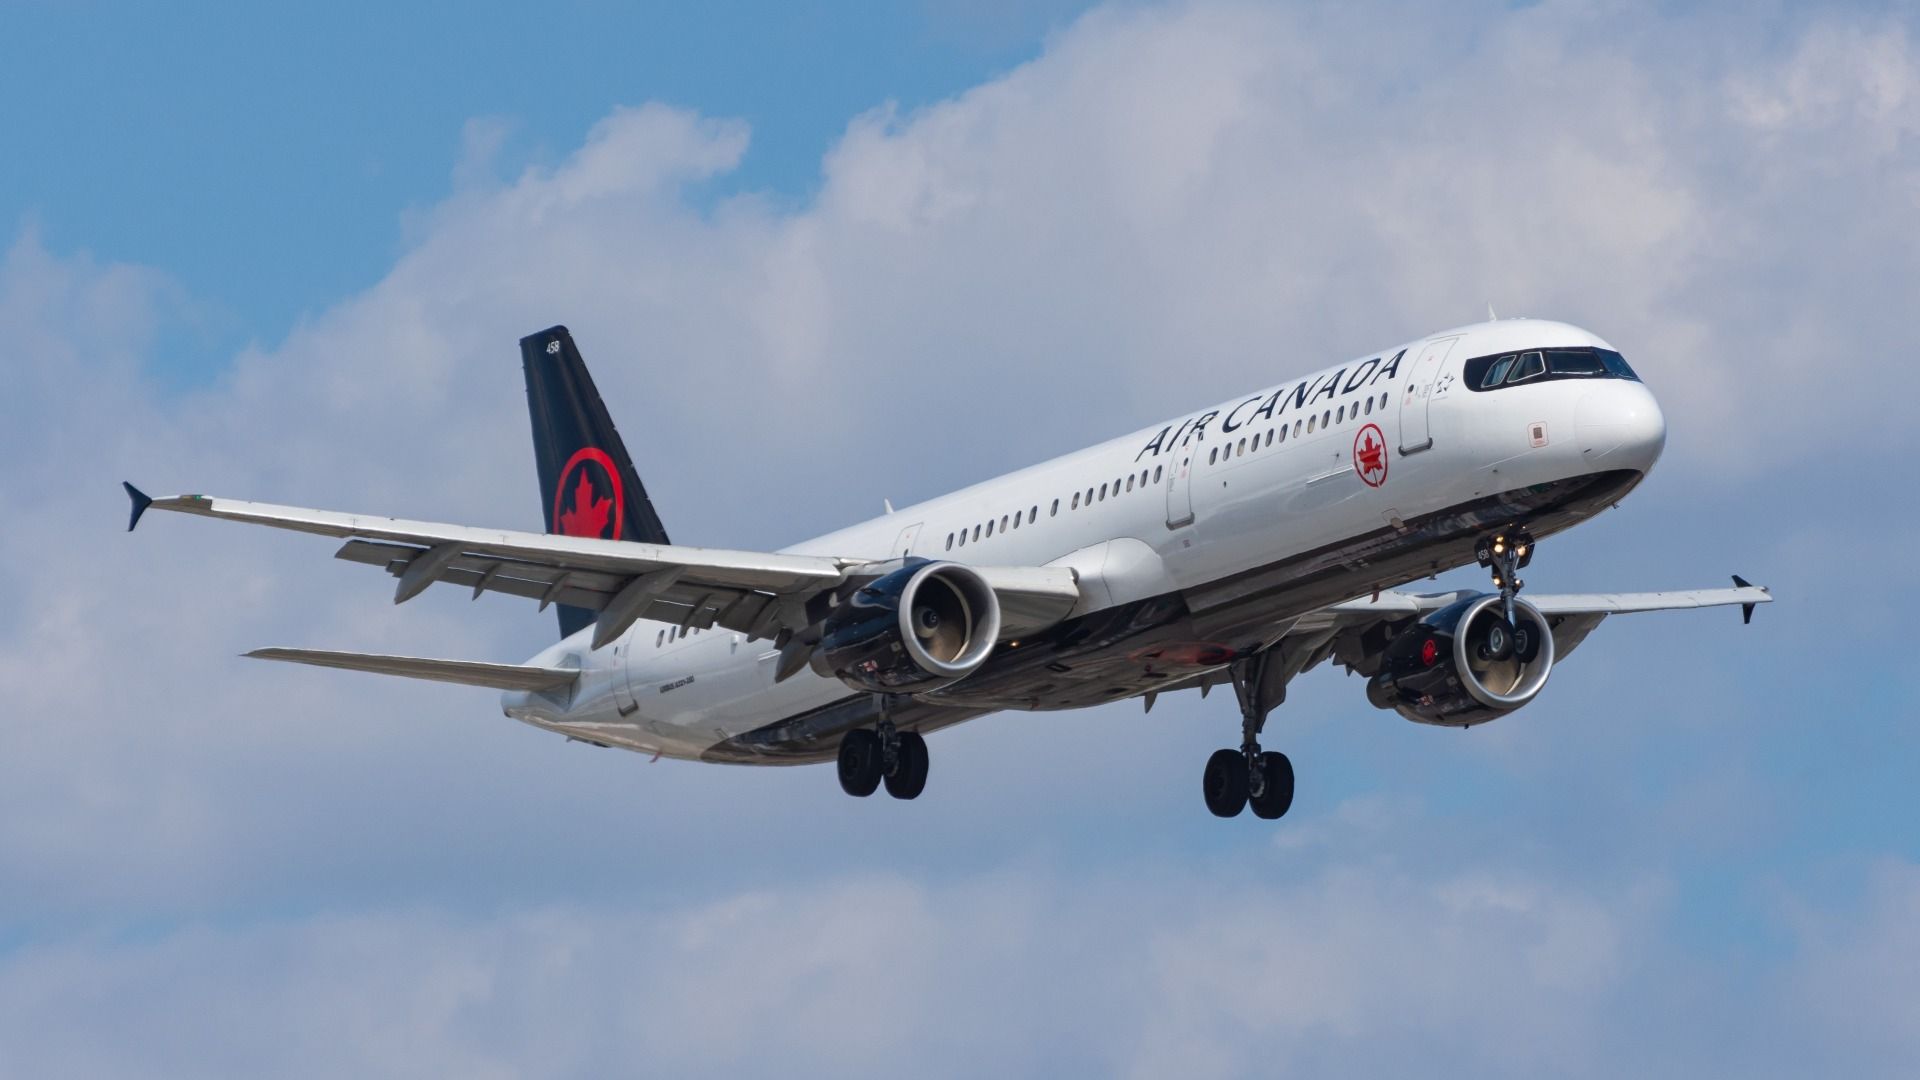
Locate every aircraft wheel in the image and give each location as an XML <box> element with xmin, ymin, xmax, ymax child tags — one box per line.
<box><xmin>838</xmin><ymin>730</ymin><xmax>883</xmax><ymax>797</ymax></box>
<box><xmin>1203</xmin><ymin>748</ymin><xmax>1249</xmax><ymax>818</ymax></box>
<box><xmin>1248</xmin><ymin>751</ymin><xmax>1295</xmax><ymax>820</ymax></box>
<box><xmin>1473</xmin><ymin>614</ymin><xmax>1516</xmax><ymax>663</ymax></box>
<box><xmin>884</xmin><ymin>730</ymin><xmax>929</xmax><ymax>800</ymax></box>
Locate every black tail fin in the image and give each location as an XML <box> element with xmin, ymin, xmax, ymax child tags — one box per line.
<box><xmin>520</xmin><ymin>325</ymin><xmax>671</xmax><ymax>639</ymax></box>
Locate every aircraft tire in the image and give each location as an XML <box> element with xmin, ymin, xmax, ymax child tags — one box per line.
<box><xmin>838</xmin><ymin>730</ymin><xmax>883</xmax><ymax>797</ymax></box>
<box><xmin>1203</xmin><ymin>749</ymin><xmax>1249</xmax><ymax>818</ymax></box>
<box><xmin>1248</xmin><ymin>751</ymin><xmax>1294</xmax><ymax>820</ymax></box>
<box><xmin>884</xmin><ymin>731</ymin><xmax>929</xmax><ymax>800</ymax></box>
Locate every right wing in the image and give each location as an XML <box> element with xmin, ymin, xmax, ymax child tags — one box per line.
<box><xmin>126</xmin><ymin>486</ymin><xmax>1083</xmax><ymax>651</ymax></box>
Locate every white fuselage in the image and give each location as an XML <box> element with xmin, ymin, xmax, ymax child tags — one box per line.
<box><xmin>504</xmin><ymin>318</ymin><xmax>1666</xmax><ymax>761</ymax></box>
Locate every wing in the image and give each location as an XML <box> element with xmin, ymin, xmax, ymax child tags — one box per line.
<box><xmin>246</xmin><ymin>648</ymin><xmax>579</xmax><ymax>692</ymax></box>
<box><xmin>1145</xmin><ymin>578</ymin><xmax>1774</xmax><ymax>709</ymax></box>
<box><xmin>125</xmin><ymin>485</ymin><xmax>1081</xmax><ymax>650</ymax></box>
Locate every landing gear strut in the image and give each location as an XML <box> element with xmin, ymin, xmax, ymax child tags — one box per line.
<box><xmin>1474</xmin><ymin>527</ymin><xmax>1541</xmax><ymax>662</ymax></box>
<box><xmin>837</xmin><ymin>695</ymin><xmax>929</xmax><ymax>800</ymax></box>
<box><xmin>1202</xmin><ymin>650</ymin><xmax>1295</xmax><ymax>819</ymax></box>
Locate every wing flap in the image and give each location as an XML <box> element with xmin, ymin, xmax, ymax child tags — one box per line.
<box><xmin>245</xmin><ymin>648</ymin><xmax>579</xmax><ymax>692</ymax></box>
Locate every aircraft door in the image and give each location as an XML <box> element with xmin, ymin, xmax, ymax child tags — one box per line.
<box><xmin>890</xmin><ymin>522</ymin><xmax>924</xmax><ymax>558</ymax></box>
<box><xmin>1397</xmin><ymin>336</ymin><xmax>1460</xmax><ymax>455</ymax></box>
<box><xmin>1165</xmin><ymin>452</ymin><xmax>1194</xmax><ymax>529</ymax></box>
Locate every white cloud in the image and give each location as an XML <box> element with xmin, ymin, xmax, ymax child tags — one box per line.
<box><xmin>0</xmin><ymin>1</ymin><xmax>1916</xmax><ymax>1073</ymax></box>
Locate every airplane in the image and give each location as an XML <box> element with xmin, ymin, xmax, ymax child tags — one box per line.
<box><xmin>124</xmin><ymin>320</ymin><xmax>1770</xmax><ymax>819</ymax></box>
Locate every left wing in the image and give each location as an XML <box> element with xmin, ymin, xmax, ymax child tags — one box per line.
<box><xmin>124</xmin><ymin>485</ymin><xmax>1081</xmax><ymax>649</ymax></box>
<box><xmin>1148</xmin><ymin>579</ymin><xmax>1774</xmax><ymax>708</ymax></box>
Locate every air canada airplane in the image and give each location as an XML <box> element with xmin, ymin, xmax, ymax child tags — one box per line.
<box><xmin>126</xmin><ymin>320</ymin><xmax>1769</xmax><ymax>819</ymax></box>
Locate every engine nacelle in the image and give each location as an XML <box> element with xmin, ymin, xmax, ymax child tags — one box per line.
<box><xmin>1365</xmin><ymin>594</ymin><xmax>1556</xmax><ymax>727</ymax></box>
<box><xmin>818</xmin><ymin>562</ymin><xmax>1002</xmax><ymax>694</ymax></box>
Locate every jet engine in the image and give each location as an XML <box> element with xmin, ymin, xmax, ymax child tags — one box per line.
<box><xmin>818</xmin><ymin>562</ymin><xmax>1002</xmax><ymax>693</ymax></box>
<box><xmin>1365</xmin><ymin>594</ymin><xmax>1555</xmax><ymax>726</ymax></box>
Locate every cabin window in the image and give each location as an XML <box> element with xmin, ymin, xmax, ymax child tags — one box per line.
<box><xmin>1278</xmin><ymin>425</ymin><xmax>1287</xmax><ymax>443</ymax></box>
<box><xmin>1209</xmin><ymin>447</ymin><xmax>1219</xmax><ymax>464</ymax></box>
<box><xmin>946</xmin><ymin>533</ymin><xmax>954</xmax><ymax>550</ymax></box>
<box><xmin>1086</xmin><ymin>487</ymin><xmax>1094</xmax><ymax>505</ymax></box>
<box><xmin>1030</xmin><ymin>506</ymin><xmax>1038</xmax><ymax>523</ymax></box>
<box><xmin>1098</xmin><ymin>483</ymin><xmax>1107</xmax><ymax>501</ymax></box>
<box><xmin>973</xmin><ymin>524</ymin><xmax>981</xmax><ymax>541</ymax></box>
<box><xmin>1126</xmin><ymin>475</ymin><xmax>1134</xmax><ymax>492</ymax></box>
<box><xmin>1052</xmin><ymin>499</ymin><xmax>1060</xmax><ymax>516</ymax></box>
<box><xmin>957</xmin><ymin>530</ymin><xmax>966</xmax><ymax>546</ymax></box>
<box><xmin>986</xmin><ymin>519</ymin><xmax>994</xmax><ymax>538</ymax></box>
<box><xmin>1364</xmin><ymin>397</ymin><xmax>1373</xmax><ymax>415</ymax></box>
<box><xmin>1153</xmin><ymin>465</ymin><xmax>1163</xmax><ymax>483</ymax></box>
<box><xmin>1071</xmin><ymin>492</ymin><xmax>1080</xmax><ymax>509</ymax></box>
<box><xmin>1306</xmin><ymin>416</ymin><xmax>1315</xmax><ymax>434</ymax></box>
<box><xmin>656</xmin><ymin>630</ymin><xmax>664</xmax><ymax>647</ymax></box>
<box><xmin>1001</xmin><ymin>514</ymin><xmax>1010</xmax><ymax>532</ymax></box>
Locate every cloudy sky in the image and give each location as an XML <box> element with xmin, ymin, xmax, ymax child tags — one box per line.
<box><xmin>3</xmin><ymin>0</ymin><xmax>1917</xmax><ymax>1075</ymax></box>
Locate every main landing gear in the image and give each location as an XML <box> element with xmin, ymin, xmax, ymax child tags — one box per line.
<box><xmin>1203</xmin><ymin>650</ymin><xmax>1295</xmax><ymax>820</ymax></box>
<box><xmin>838</xmin><ymin>696</ymin><xmax>928</xmax><ymax>800</ymax></box>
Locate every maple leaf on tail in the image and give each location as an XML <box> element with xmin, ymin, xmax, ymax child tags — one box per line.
<box><xmin>559</xmin><ymin>470</ymin><xmax>613</xmax><ymax>538</ymax></box>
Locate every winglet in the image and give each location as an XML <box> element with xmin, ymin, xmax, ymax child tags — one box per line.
<box><xmin>122</xmin><ymin>482</ymin><xmax>153</xmax><ymax>532</ymax></box>
<box><xmin>1732</xmin><ymin>574</ymin><xmax>1760</xmax><ymax>625</ymax></box>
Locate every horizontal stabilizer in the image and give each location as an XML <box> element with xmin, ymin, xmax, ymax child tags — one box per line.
<box><xmin>245</xmin><ymin>648</ymin><xmax>578</xmax><ymax>692</ymax></box>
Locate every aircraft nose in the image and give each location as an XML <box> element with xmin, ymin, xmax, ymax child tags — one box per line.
<box><xmin>1575</xmin><ymin>381</ymin><xmax>1666</xmax><ymax>474</ymax></box>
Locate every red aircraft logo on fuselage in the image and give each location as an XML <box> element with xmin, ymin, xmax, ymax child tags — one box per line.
<box><xmin>1354</xmin><ymin>423</ymin><xmax>1388</xmax><ymax>488</ymax></box>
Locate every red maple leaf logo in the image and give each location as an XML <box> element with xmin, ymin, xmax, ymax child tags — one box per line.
<box><xmin>1354</xmin><ymin>424</ymin><xmax>1387</xmax><ymax>487</ymax></box>
<box><xmin>558</xmin><ymin>470</ymin><xmax>613</xmax><ymax>538</ymax></box>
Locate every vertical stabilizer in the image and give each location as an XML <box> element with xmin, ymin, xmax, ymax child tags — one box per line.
<box><xmin>520</xmin><ymin>325</ymin><xmax>671</xmax><ymax>639</ymax></box>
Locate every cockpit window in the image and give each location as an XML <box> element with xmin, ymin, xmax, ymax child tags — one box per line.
<box><xmin>1463</xmin><ymin>346</ymin><xmax>1640</xmax><ymax>392</ymax></box>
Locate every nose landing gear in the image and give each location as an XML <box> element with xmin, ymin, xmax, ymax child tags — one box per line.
<box><xmin>1473</xmin><ymin>527</ymin><xmax>1542</xmax><ymax>661</ymax></box>
<box><xmin>1202</xmin><ymin>650</ymin><xmax>1295</xmax><ymax>820</ymax></box>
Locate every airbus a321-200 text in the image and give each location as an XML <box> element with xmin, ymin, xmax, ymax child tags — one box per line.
<box><xmin>126</xmin><ymin>319</ymin><xmax>1770</xmax><ymax>819</ymax></box>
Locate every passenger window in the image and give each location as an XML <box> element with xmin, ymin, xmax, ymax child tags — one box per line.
<box><xmin>1294</xmin><ymin>420</ymin><xmax>1303</xmax><ymax>438</ymax></box>
<box><xmin>1278</xmin><ymin>425</ymin><xmax>1287</xmax><ymax>443</ymax></box>
<box><xmin>1364</xmin><ymin>397</ymin><xmax>1372</xmax><ymax>415</ymax></box>
<box><xmin>1086</xmin><ymin>488</ymin><xmax>1094</xmax><ymax>505</ymax></box>
<box><xmin>1052</xmin><ymin>499</ymin><xmax>1060</xmax><ymax>516</ymax></box>
<box><xmin>1098</xmin><ymin>483</ymin><xmax>1107</xmax><ymax>501</ymax></box>
<box><xmin>987</xmin><ymin>520</ymin><xmax>995</xmax><ymax>538</ymax></box>
<box><xmin>1237</xmin><ymin>438</ymin><xmax>1246</xmax><ymax>456</ymax></box>
<box><xmin>1265</xmin><ymin>429</ymin><xmax>1274</xmax><ymax>447</ymax></box>
<box><xmin>1337</xmin><ymin>405</ymin><xmax>1345</xmax><ymax>423</ymax></box>
<box><xmin>973</xmin><ymin>524</ymin><xmax>981</xmax><ymax>541</ymax></box>
<box><xmin>1307</xmin><ymin>416</ymin><xmax>1316</xmax><ymax>434</ymax></box>
<box><xmin>957</xmin><ymin>530</ymin><xmax>966</xmax><ymax>546</ymax></box>
<box><xmin>1507</xmin><ymin>351</ymin><xmax>1545</xmax><ymax>384</ymax></box>
<box><xmin>946</xmin><ymin>533</ymin><xmax>954</xmax><ymax>551</ymax></box>
<box><xmin>1126</xmin><ymin>475</ymin><xmax>1134</xmax><ymax>492</ymax></box>
<box><xmin>1153</xmin><ymin>465</ymin><xmax>1163</xmax><ymax>483</ymax></box>
<box><xmin>1209</xmin><ymin>447</ymin><xmax>1218</xmax><ymax>464</ymax></box>
<box><xmin>1029</xmin><ymin>506</ymin><xmax>1037</xmax><ymax>524</ymax></box>
<box><xmin>656</xmin><ymin>630</ymin><xmax>664</xmax><ymax>647</ymax></box>
<box><xmin>1322</xmin><ymin>410</ymin><xmax>1331</xmax><ymax>428</ymax></box>
<box><xmin>1001</xmin><ymin>514</ymin><xmax>1009</xmax><ymax>532</ymax></box>
<box><xmin>1072</xmin><ymin>492</ymin><xmax>1080</xmax><ymax>509</ymax></box>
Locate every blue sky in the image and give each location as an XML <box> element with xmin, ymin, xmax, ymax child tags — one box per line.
<box><xmin>3</xmin><ymin>1</ymin><xmax>1918</xmax><ymax>1076</ymax></box>
<box><xmin>3</xmin><ymin>1</ymin><xmax>1091</xmax><ymax>381</ymax></box>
